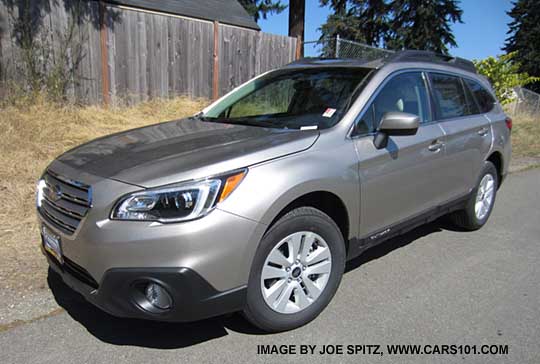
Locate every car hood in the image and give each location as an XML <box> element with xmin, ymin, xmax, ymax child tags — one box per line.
<box><xmin>55</xmin><ymin>118</ymin><xmax>319</xmax><ymax>187</ymax></box>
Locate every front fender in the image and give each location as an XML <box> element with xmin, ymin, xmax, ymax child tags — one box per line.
<box><xmin>218</xmin><ymin>143</ymin><xmax>360</xmax><ymax>239</ymax></box>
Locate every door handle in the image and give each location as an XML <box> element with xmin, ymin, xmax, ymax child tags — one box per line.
<box><xmin>428</xmin><ymin>140</ymin><xmax>444</xmax><ymax>152</ymax></box>
<box><xmin>477</xmin><ymin>127</ymin><xmax>489</xmax><ymax>136</ymax></box>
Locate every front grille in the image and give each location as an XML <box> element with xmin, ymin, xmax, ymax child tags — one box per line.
<box><xmin>38</xmin><ymin>170</ymin><xmax>92</xmax><ymax>235</ymax></box>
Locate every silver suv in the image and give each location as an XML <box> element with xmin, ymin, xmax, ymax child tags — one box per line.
<box><xmin>37</xmin><ymin>51</ymin><xmax>511</xmax><ymax>332</ymax></box>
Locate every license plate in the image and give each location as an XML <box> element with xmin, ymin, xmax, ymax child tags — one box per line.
<box><xmin>42</xmin><ymin>225</ymin><xmax>63</xmax><ymax>264</ymax></box>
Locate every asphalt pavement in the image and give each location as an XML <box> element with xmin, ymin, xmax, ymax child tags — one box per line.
<box><xmin>1</xmin><ymin>168</ymin><xmax>539</xmax><ymax>364</ymax></box>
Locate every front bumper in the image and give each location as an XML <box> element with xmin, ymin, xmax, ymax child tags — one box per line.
<box><xmin>38</xmin><ymin>161</ymin><xmax>267</xmax><ymax>321</ymax></box>
<box><xmin>44</xmin><ymin>249</ymin><xmax>246</xmax><ymax>321</ymax></box>
<box><xmin>39</xmin><ymin>205</ymin><xmax>264</xmax><ymax>321</ymax></box>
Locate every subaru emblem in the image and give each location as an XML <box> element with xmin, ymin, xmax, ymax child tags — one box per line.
<box><xmin>50</xmin><ymin>184</ymin><xmax>63</xmax><ymax>202</ymax></box>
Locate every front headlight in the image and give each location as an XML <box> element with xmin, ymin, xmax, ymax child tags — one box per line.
<box><xmin>111</xmin><ymin>169</ymin><xmax>247</xmax><ymax>223</ymax></box>
<box><xmin>36</xmin><ymin>179</ymin><xmax>47</xmax><ymax>208</ymax></box>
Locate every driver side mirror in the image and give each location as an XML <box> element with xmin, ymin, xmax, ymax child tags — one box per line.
<box><xmin>373</xmin><ymin>112</ymin><xmax>420</xmax><ymax>149</ymax></box>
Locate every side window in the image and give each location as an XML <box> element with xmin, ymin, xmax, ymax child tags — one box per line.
<box><xmin>464</xmin><ymin>79</ymin><xmax>496</xmax><ymax>113</ymax></box>
<box><xmin>355</xmin><ymin>72</ymin><xmax>430</xmax><ymax>134</ymax></box>
<box><xmin>429</xmin><ymin>73</ymin><xmax>469</xmax><ymax>119</ymax></box>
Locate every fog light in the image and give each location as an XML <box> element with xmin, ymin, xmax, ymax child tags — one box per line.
<box><xmin>144</xmin><ymin>283</ymin><xmax>172</xmax><ymax>310</ymax></box>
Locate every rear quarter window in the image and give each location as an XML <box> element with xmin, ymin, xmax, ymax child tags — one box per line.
<box><xmin>464</xmin><ymin>79</ymin><xmax>496</xmax><ymax>113</ymax></box>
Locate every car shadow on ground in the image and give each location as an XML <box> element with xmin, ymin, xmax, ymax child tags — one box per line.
<box><xmin>48</xmin><ymin>218</ymin><xmax>454</xmax><ymax>349</ymax></box>
<box><xmin>345</xmin><ymin>219</ymin><xmax>449</xmax><ymax>272</ymax></box>
<box><xmin>47</xmin><ymin>269</ymin><xmax>262</xmax><ymax>349</ymax></box>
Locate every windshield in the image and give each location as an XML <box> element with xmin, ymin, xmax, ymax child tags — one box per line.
<box><xmin>202</xmin><ymin>67</ymin><xmax>371</xmax><ymax>130</ymax></box>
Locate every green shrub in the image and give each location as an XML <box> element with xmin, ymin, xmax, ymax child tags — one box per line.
<box><xmin>473</xmin><ymin>52</ymin><xmax>540</xmax><ymax>105</ymax></box>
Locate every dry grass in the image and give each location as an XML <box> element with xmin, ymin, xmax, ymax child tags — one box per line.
<box><xmin>0</xmin><ymin>96</ymin><xmax>208</xmax><ymax>293</ymax></box>
<box><xmin>511</xmin><ymin>114</ymin><xmax>540</xmax><ymax>158</ymax></box>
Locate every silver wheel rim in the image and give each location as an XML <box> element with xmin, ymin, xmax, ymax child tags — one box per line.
<box><xmin>260</xmin><ymin>231</ymin><xmax>332</xmax><ymax>314</ymax></box>
<box><xmin>475</xmin><ymin>174</ymin><xmax>495</xmax><ymax>220</ymax></box>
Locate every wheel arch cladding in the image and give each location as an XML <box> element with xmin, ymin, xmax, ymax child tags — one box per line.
<box><xmin>487</xmin><ymin>151</ymin><xmax>503</xmax><ymax>188</ymax></box>
<box><xmin>265</xmin><ymin>191</ymin><xmax>350</xmax><ymax>254</ymax></box>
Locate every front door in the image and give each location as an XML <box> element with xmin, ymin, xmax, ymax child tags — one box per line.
<box><xmin>352</xmin><ymin>71</ymin><xmax>447</xmax><ymax>237</ymax></box>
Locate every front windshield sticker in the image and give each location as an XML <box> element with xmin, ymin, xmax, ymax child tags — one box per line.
<box><xmin>322</xmin><ymin>108</ymin><xmax>337</xmax><ymax>118</ymax></box>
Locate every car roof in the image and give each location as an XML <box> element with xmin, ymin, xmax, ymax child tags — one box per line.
<box><xmin>286</xmin><ymin>50</ymin><xmax>477</xmax><ymax>75</ymax></box>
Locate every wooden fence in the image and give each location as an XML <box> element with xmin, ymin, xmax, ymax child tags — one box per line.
<box><xmin>0</xmin><ymin>0</ymin><xmax>298</xmax><ymax>105</ymax></box>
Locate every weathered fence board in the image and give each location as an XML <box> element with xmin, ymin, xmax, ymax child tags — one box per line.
<box><xmin>218</xmin><ymin>24</ymin><xmax>297</xmax><ymax>96</ymax></box>
<box><xmin>105</xmin><ymin>6</ymin><xmax>221</xmax><ymax>104</ymax></box>
<box><xmin>0</xmin><ymin>0</ymin><xmax>297</xmax><ymax>105</ymax></box>
<box><xmin>0</xmin><ymin>0</ymin><xmax>103</xmax><ymax>103</ymax></box>
<box><xmin>74</xmin><ymin>1</ymin><xmax>102</xmax><ymax>104</ymax></box>
<box><xmin>0</xmin><ymin>2</ymin><xmax>10</xmax><ymax>96</ymax></box>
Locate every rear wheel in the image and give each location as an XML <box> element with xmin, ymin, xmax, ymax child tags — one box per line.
<box><xmin>450</xmin><ymin>161</ymin><xmax>498</xmax><ymax>230</ymax></box>
<box><xmin>243</xmin><ymin>207</ymin><xmax>345</xmax><ymax>332</ymax></box>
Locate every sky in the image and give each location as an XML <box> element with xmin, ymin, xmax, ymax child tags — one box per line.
<box><xmin>258</xmin><ymin>0</ymin><xmax>514</xmax><ymax>60</ymax></box>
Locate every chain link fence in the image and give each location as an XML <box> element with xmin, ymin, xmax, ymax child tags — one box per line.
<box><xmin>304</xmin><ymin>36</ymin><xmax>394</xmax><ymax>62</ymax></box>
<box><xmin>303</xmin><ymin>38</ymin><xmax>336</xmax><ymax>58</ymax></box>
<box><xmin>335</xmin><ymin>37</ymin><xmax>395</xmax><ymax>61</ymax></box>
<box><xmin>509</xmin><ymin>87</ymin><xmax>540</xmax><ymax>120</ymax></box>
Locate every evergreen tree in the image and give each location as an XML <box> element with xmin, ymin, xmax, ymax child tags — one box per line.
<box><xmin>320</xmin><ymin>0</ymin><xmax>348</xmax><ymax>15</ymax></box>
<box><xmin>386</xmin><ymin>0</ymin><xmax>462</xmax><ymax>54</ymax></box>
<box><xmin>320</xmin><ymin>0</ymin><xmax>389</xmax><ymax>47</ymax></box>
<box><xmin>319</xmin><ymin>0</ymin><xmax>463</xmax><ymax>54</ymax></box>
<box><xmin>239</xmin><ymin>0</ymin><xmax>287</xmax><ymax>22</ymax></box>
<box><xmin>503</xmin><ymin>0</ymin><xmax>540</xmax><ymax>93</ymax></box>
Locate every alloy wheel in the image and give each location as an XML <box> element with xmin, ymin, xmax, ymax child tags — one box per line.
<box><xmin>260</xmin><ymin>231</ymin><xmax>333</xmax><ymax>314</ymax></box>
<box><xmin>475</xmin><ymin>174</ymin><xmax>495</xmax><ymax>220</ymax></box>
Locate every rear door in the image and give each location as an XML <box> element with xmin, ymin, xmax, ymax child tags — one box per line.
<box><xmin>352</xmin><ymin>71</ymin><xmax>448</xmax><ymax>236</ymax></box>
<box><xmin>428</xmin><ymin>73</ymin><xmax>493</xmax><ymax>199</ymax></box>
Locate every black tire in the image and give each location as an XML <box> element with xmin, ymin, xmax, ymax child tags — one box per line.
<box><xmin>243</xmin><ymin>207</ymin><xmax>346</xmax><ymax>332</ymax></box>
<box><xmin>449</xmin><ymin>161</ymin><xmax>498</xmax><ymax>231</ymax></box>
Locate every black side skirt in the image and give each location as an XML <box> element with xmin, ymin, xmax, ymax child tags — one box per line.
<box><xmin>347</xmin><ymin>193</ymin><xmax>470</xmax><ymax>260</ymax></box>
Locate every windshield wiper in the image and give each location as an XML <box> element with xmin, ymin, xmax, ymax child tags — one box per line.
<box><xmin>204</xmin><ymin>117</ymin><xmax>284</xmax><ymax>129</ymax></box>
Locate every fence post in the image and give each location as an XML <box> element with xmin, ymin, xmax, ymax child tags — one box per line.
<box><xmin>99</xmin><ymin>1</ymin><xmax>110</xmax><ymax>106</ymax></box>
<box><xmin>335</xmin><ymin>34</ymin><xmax>340</xmax><ymax>58</ymax></box>
<box><xmin>212</xmin><ymin>21</ymin><xmax>220</xmax><ymax>101</ymax></box>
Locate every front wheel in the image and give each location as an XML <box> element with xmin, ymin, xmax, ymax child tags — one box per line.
<box><xmin>243</xmin><ymin>207</ymin><xmax>345</xmax><ymax>332</ymax></box>
<box><xmin>450</xmin><ymin>161</ymin><xmax>498</xmax><ymax>231</ymax></box>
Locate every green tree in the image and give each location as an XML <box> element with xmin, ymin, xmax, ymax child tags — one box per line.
<box><xmin>239</xmin><ymin>0</ymin><xmax>287</xmax><ymax>22</ymax></box>
<box><xmin>320</xmin><ymin>0</ymin><xmax>348</xmax><ymax>15</ymax></box>
<box><xmin>319</xmin><ymin>0</ymin><xmax>389</xmax><ymax>47</ymax></box>
<box><xmin>473</xmin><ymin>52</ymin><xmax>540</xmax><ymax>105</ymax></box>
<box><xmin>386</xmin><ymin>0</ymin><xmax>462</xmax><ymax>54</ymax></box>
<box><xmin>319</xmin><ymin>0</ymin><xmax>463</xmax><ymax>54</ymax></box>
<box><xmin>503</xmin><ymin>0</ymin><xmax>540</xmax><ymax>93</ymax></box>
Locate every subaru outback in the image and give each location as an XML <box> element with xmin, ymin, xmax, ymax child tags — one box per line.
<box><xmin>37</xmin><ymin>50</ymin><xmax>511</xmax><ymax>332</ymax></box>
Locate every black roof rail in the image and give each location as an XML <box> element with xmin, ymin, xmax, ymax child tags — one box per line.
<box><xmin>286</xmin><ymin>57</ymin><xmax>387</xmax><ymax>69</ymax></box>
<box><xmin>386</xmin><ymin>50</ymin><xmax>477</xmax><ymax>73</ymax></box>
<box><xmin>287</xmin><ymin>57</ymin><xmax>345</xmax><ymax>65</ymax></box>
